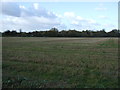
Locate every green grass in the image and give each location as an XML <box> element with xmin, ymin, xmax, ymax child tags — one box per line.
<box><xmin>2</xmin><ymin>37</ymin><xmax>119</xmax><ymax>88</ymax></box>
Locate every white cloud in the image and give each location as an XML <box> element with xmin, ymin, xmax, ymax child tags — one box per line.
<box><xmin>1</xmin><ymin>2</ymin><xmax>116</xmax><ymax>32</ymax></box>
<box><xmin>102</xmin><ymin>24</ymin><xmax>117</xmax><ymax>31</ymax></box>
<box><xmin>33</xmin><ymin>3</ymin><xmax>39</xmax><ymax>10</ymax></box>
<box><xmin>71</xmin><ymin>21</ymin><xmax>79</xmax><ymax>25</ymax></box>
<box><xmin>2</xmin><ymin>15</ymin><xmax>66</xmax><ymax>32</ymax></box>
<box><xmin>2</xmin><ymin>2</ymin><xmax>58</xmax><ymax>18</ymax></box>
<box><xmin>1</xmin><ymin>2</ymin><xmax>66</xmax><ymax>32</ymax></box>
<box><xmin>55</xmin><ymin>13</ymin><xmax>62</xmax><ymax>18</ymax></box>
<box><xmin>64</xmin><ymin>12</ymin><xmax>75</xmax><ymax>18</ymax></box>
<box><xmin>63</xmin><ymin>12</ymin><xmax>99</xmax><ymax>30</ymax></box>
<box><xmin>76</xmin><ymin>16</ymin><xmax>84</xmax><ymax>20</ymax></box>
<box><xmin>95</xmin><ymin>3</ymin><xmax>107</xmax><ymax>11</ymax></box>
<box><xmin>98</xmin><ymin>15</ymin><xmax>108</xmax><ymax>19</ymax></box>
<box><xmin>63</xmin><ymin>12</ymin><xmax>115</xmax><ymax>31</ymax></box>
<box><xmin>87</xmin><ymin>19</ymin><xmax>96</xmax><ymax>24</ymax></box>
<box><xmin>103</xmin><ymin>23</ymin><xmax>116</xmax><ymax>28</ymax></box>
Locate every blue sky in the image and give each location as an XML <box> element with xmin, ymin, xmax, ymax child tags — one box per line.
<box><xmin>1</xmin><ymin>2</ymin><xmax>118</xmax><ymax>32</ymax></box>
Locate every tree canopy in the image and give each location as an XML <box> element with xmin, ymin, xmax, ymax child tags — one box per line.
<box><xmin>2</xmin><ymin>28</ymin><xmax>119</xmax><ymax>37</ymax></box>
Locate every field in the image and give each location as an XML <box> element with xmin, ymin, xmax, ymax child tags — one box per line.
<box><xmin>2</xmin><ymin>37</ymin><xmax>119</xmax><ymax>88</ymax></box>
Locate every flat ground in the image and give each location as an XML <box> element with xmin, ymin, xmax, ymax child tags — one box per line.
<box><xmin>2</xmin><ymin>37</ymin><xmax>119</xmax><ymax>88</ymax></box>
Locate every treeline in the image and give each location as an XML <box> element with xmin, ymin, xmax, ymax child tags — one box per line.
<box><xmin>2</xmin><ymin>28</ymin><xmax>120</xmax><ymax>37</ymax></box>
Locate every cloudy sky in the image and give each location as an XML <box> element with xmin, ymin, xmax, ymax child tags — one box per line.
<box><xmin>1</xmin><ymin>2</ymin><xmax>118</xmax><ymax>32</ymax></box>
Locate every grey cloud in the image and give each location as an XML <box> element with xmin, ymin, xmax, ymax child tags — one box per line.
<box><xmin>33</xmin><ymin>8</ymin><xmax>57</xmax><ymax>18</ymax></box>
<box><xmin>2</xmin><ymin>2</ymin><xmax>21</xmax><ymax>17</ymax></box>
<box><xmin>1</xmin><ymin>2</ymin><xmax>66</xmax><ymax>32</ymax></box>
<box><xmin>21</xmin><ymin>4</ymin><xmax>57</xmax><ymax>19</ymax></box>
<box><xmin>2</xmin><ymin>2</ymin><xmax>57</xmax><ymax>19</ymax></box>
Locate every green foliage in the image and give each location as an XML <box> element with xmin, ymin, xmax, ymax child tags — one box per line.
<box><xmin>2</xmin><ymin>28</ymin><xmax>119</xmax><ymax>37</ymax></box>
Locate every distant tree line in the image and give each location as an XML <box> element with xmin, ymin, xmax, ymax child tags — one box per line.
<box><xmin>1</xmin><ymin>28</ymin><xmax>120</xmax><ymax>37</ymax></box>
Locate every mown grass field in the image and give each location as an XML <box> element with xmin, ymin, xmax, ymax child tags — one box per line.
<box><xmin>2</xmin><ymin>37</ymin><xmax>119</xmax><ymax>88</ymax></box>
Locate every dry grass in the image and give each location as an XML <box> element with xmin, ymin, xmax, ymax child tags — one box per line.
<box><xmin>2</xmin><ymin>37</ymin><xmax>119</xmax><ymax>88</ymax></box>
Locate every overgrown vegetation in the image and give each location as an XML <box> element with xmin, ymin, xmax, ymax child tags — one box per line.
<box><xmin>2</xmin><ymin>37</ymin><xmax>119</xmax><ymax>88</ymax></box>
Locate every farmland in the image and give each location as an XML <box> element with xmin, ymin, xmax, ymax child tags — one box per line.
<box><xmin>2</xmin><ymin>37</ymin><xmax>119</xmax><ymax>88</ymax></box>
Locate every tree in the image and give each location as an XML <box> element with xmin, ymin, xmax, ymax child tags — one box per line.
<box><xmin>108</xmin><ymin>29</ymin><xmax>119</xmax><ymax>37</ymax></box>
<box><xmin>2</xmin><ymin>28</ymin><xmax>119</xmax><ymax>37</ymax></box>
<box><xmin>45</xmin><ymin>28</ymin><xmax>59</xmax><ymax>37</ymax></box>
<box><xmin>59</xmin><ymin>30</ymin><xmax>67</xmax><ymax>37</ymax></box>
<box><xmin>67</xmin><ymin>30</ymin><xmax>80</xmax><ymax>37</ymax></box>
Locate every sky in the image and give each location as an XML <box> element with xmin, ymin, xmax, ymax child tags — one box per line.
<box><xmin>0</xmin><ymin>2</ymin><xmax>118</xmax><ymax>32</ymax></box>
